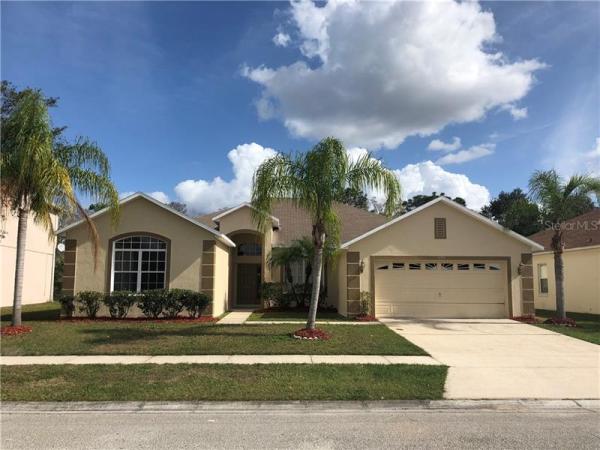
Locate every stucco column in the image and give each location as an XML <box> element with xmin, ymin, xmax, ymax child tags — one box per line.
<box><xmin>520</xmin><ymin>253</ymin><xmax>534</xmax><ymax>315</ymax></box>
<box><xmin>201</xmin><ymin>240</ymin><xmax>215</xmax><ymax>316</ymax></box>
<box><xmin>346</xmin><ymin>251</ymin><xmax>361</xmax><ymax>316</ymax></box>
<box><xmin>62</xmin><ymin>239</ymin><xmax>77</xmax><ymax>296</ymax></box>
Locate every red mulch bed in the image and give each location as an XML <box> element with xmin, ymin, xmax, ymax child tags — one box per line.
<box><xmin>510</xmin><ymin>315</ymin><xmax>538</xmax><ymax>324</ymax></box>
<box><xmin>59</xmin><ymin>316</ymin><xmax>218</xmax><ymax>324</ymax></box>
<box><xmin>543</xmin><ymin>317</ymin><xmax>577</xmax><ymax>327</ymax></box>
<box><xmin>292</xmin><ymin>328</ymin><xmax>332</xmax><ymax>340</ymax></box>
<box><xmin>0</xmin><ymin>325</ymin><xmax>33</xmax><ymax>336</ymax></box>
<box><xmin>355</xmin><ymin>314</ymin><xmax>378</xmax><ymax>322</ymax></box>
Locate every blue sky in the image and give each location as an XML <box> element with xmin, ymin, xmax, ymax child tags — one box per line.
<box><xmin>2</xmin><ymin>1</ymin><xmax>599</xmax><ymax>213</ymax></box>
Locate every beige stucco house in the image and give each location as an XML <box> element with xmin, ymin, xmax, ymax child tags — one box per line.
<box><xmin>58</xmin><ymin>193</ymin><xmax>543</xmax><ymax>318</ymax></box>
<box><xmin>1</xmin><ymin>210</ymin><xmax>58</xmax><ymax>307</ymax></box>
<box><xmin>529</xmin><ymin>209</ymin><xmax>600</xmax><ymax>315</ymax></box>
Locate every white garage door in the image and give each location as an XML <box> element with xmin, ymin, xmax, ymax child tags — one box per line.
<box><xmin>374</xmin><ymin>258</ymin><xmax>508</xmax><ymax>318</ymax></box>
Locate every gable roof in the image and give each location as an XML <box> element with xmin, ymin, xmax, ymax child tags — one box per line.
<box><xmin>56</xmin><ymin>192</ymin><xmax>236</xmax><ymax>248</ymax></box>
<box><xmin>196</xmin><ymin>199</ymin><xmax>389</xmax><ymax>247</ymax></box>
<box><xmin>211</xmin><ymin>203</ymin><xmax>280</xmax><ymax>228</ymax></box>
<box><xmin>340</xmin><ymin>196</ymin><xmax>544</xmax><ymax>251</ymax></box>
<box><xmin>528</xmin><ymin>208</ymin><xmax>600</xmax><ymax>251</ymax></box>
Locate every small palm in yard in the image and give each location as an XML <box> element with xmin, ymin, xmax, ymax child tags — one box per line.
<box><xmin>1</xmin><ymin>84</ymin><xmax>119</xmax><ymax>326</ymax></box>
<box><xmin>529</xmin><ymin>170</ymin><xmax>600</xmax><ymax>320</ymax></box>
<box><xmin>269</xmin><ymin>237</ymin><xmax>337</xmax><ymax>307</ymax></box>
<box><xmin>252</xmin><ymin>137</ymin><xmax>400</xmax><ymax>336</ymax></box>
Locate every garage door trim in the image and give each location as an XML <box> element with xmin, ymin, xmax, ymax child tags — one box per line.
<box><xmin>370</xmin><ymin>255</ymin><xmax>512</xmax><ymax>318</ymax></box>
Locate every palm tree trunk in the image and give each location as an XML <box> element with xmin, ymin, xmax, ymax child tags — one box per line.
<box><xmin>554</xmin><ymin>250</ymin><xmax>566</xmax><ymax>320</ymax></box>
<box><xmin>306</xmin><ymin>242</ymin><xmax>324</xmax><ymax>330</ymax></box>
<box><xmin>12</xmin><ymin>208</ymin><xmax>29</xmax><ymax>326</ymax></box>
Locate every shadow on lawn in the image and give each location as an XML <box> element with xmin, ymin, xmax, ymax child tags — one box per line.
<box><xmin>77</xmin><ymin>324</ymin><xmax>305</xmax><ymax>346</ymax></box>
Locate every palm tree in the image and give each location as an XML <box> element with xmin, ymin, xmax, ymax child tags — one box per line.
<box><xmin>269</xmin><ymin>237</ymin><xmax>338</xmax><ymax>307</ymax></box>
<box><xmin>1</xmin><ymin>89</ymin><xmax>119</xmax><ymax>326</ymax></box>
<box><xmin>252</xmin><ymin>137</ymin><xmax>400</xmax><ymax>330</ymax></box>
<box><xmin>529</xmin><ymin>170</ymin><xmax>600</xmax><ymax>320</ymax></box>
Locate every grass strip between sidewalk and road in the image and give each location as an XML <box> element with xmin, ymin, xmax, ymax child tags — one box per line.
<box><xmin>535</xmin><ymin>310</ymin><xmax>600</xmax><ymax>345</ymax></box>
<box><xmin>0</xmin><ymin>364</ymin><xmax>447</xmax><ymax>401</ymax></box>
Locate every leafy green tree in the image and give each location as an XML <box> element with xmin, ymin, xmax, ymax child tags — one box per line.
<box><xmin>402</xmin><ymin>192</ymin><xmax>466</xmax><ymax>212</ymax></box>
<box><xmin>168</xmin><ymin>201</ymin><xmax>187</xmax><ymax>215</ymax></box>
<box><xmin>481</xmin><ymin>189</ymin><xmax>543</xmax><ymax>236</ymax></box>
<box><xmin>252</xmin><ymin>137</ymin><xmax>400</xmax><ymax>330</ymax></box>
<box><xmin>1</xmin><ymin>85</ymin><xmax>119</xmax><ymax>326</ymax></box>
<box><xmin>88</xmin><ymin>202</ymin><xmax>109</xmax><ymax>212</ymax></box>
<box><xmin>529</xmin><ymin>170</ymin><xmax>600</xmax><ymax>319</ymax></box>
<box><xmin>336</xmin><ymin>187</ymin><xmax>369</xmax><ymax>211</ymax></box>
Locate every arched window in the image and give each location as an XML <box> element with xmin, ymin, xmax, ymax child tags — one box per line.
<box><xmin>110</xmin><ymin>235</ymin><xmax>168</xmax><ymax>292</ymax></box>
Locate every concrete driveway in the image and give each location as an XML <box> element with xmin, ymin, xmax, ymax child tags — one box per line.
<box><xmin>381</xmin><ymin>318</ymin><xmax>600</xmax><ymax>399</ymax></box>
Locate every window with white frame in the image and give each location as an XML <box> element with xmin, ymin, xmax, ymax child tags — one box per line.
<box><xmin>538</xmin><ymin>264</ymin><xmax>549</xmax><ymax>294</ymax></box>
<box><xmin>111</xmin><ymin>236</ymin><xmax>167</xmax><ymax>292</ymax></box>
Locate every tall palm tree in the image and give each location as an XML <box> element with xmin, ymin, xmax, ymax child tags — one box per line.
<box><xmin>529</xmin><ymin>170</ymin><xmax>600</xmax><ymax>320</ymax></box>
<box><xmin>1</xmin><ymin>89</ymin><xmax>119</xmax><ymax>326</ymax></box>
<box><xmin>252</xmin><ymin>137</ymin><xmax>400</xmax><ymax>330</ymax></box>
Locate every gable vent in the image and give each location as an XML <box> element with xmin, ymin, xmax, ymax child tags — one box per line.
<box><xmin>434</xmin><ymin>218</ymin><xmax>447</xmax><ymax>239</ymax></box>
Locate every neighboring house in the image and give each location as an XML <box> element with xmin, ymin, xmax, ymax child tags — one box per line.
<box><xmin>529</xmin><ymin>209</ymin><xmax>600</xmax><ymax>315</ymax></box>
<box><xmin>57</xmin><ymin>192</ymin><xmax>543</xmax><ymax>318</ymax></box>
<box><xmin>1</xmin><ymin>209</ymin><xmax>57</xmax><ymax>307</ymax></box>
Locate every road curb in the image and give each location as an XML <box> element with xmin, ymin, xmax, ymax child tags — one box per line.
<box><xmin>1</xmin><ymin>399</ymin><xmax>598</xmax><ymax>413</ymax></box>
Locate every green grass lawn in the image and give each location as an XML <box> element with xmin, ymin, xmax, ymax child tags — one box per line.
<box><xmin>0</xmin><ymin>301</ymin><xmax>61</xmax><ymax>323</ymax></box>
<box><xmin>248</xmin><ymin>309</ymin><xmax>350</xmax><ymax>321</ymax></box>
<box><xmin>0</xmin><ymin>364</ymin><xmax>447</xmax><ymax>401</ymax></box>
<box><xmin>1</xmin><ymin>322</ymin><xmax>426</xmax><ymax>356</ymax></box>
<box><xmin>535</xmin><ymin>309</ymin><xmax>600</xmax><ymax>345</ymax></box>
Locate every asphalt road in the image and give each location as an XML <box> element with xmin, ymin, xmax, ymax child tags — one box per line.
<box><xmin>2</xmin><ymin>402</ymin><xmax>599</xmax><ymax>450</ymax></box>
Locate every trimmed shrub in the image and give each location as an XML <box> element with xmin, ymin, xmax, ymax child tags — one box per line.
<box><xmin>76</xmin><ymin>291</ymin><xmax>103</xmax><ymax>319</ymax></box>
<box><xmin>163</xmin><ymin>289</ymin><xmax>187</xmax><ymax>319</ymax></box>
<box><xmin>359</xmin><ymin>291</ymin><xmax>372</xmax><ymax>316</ymax></box>
<box><xmin>57</xmin><ymin>294</ymin><xmax>75</xmax><ymax>318</ymax></box>
<box><xmin>137</xmin><ymin>289</ymin><xmax>167</xmax><ymax>319</ymax></box>
<box><xmin>103</xmin><ymin>291</ymin><xmax>136</xmax><ymax>319</ymax></box>
<box><xmin>182</xmin><ymin>291</ymin><xmax>210</xmax><ymax>318</ymax></box>
<box><xmin>260</xmin><ymin>282</ymin><xmax>284</xmax><ymax>308</ymax></box>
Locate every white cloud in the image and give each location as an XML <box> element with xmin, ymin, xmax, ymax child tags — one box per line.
<box><xmin>174</xmin><ymin>143</ymin><xmax>277</xmax><ymax>214</ymax></box>
<box><xmin>169</xmin><ymin>143</ymin><xmax>489</xmax><ymax>214</ymax></box>
<box><xmin>436</xmin><ymin>144</ymin><xmax>495</xmax><ymax>165</ymax></box>
<box><xmin>244</xmin><ymin>0</ymin><xmax>544</xmax><ymax>149</ymax></box>
<box><xmin>345</xmin><ymin>148</ymin><xmax>490</xmax><ymax>210</ymax></box>
<box><xmin>428</xmin><ymin>137</ymin><xmax>462</xmax><ymax>152</ymax></box>
<box><xmin>273</xmin><ymin>32</ymin><xmax>291</xmax><ymax>47</ymax></box>
<box><xmin>395</xmin><ymin>161</ymin><xmax>490</xmax><ymax>210</ymax></box>
<box><xmin>502</xmin><ymin>104</ymin><xmax>528</xmax><ymax>120</ymax></box>
<box><xmin>149</xmin><ymin>191</ymin><xmax>170</xmax><ymax>204</ymax></box>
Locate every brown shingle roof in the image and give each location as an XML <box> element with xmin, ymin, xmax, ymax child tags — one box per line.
<box><xmin>195</xmin><ymin>199</ymin><xmax>389</xmax><ymax>246</ymax></box>
<box><xmin>528</xmin><ymin>208</ymin><xmax>600</xmax><ymax>251</ymax></box>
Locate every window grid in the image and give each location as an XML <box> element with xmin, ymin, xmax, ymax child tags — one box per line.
<box><xmin>112</xmin><ymin>236</ymin><xmax>167</xmax><ymax>292</ymax></box>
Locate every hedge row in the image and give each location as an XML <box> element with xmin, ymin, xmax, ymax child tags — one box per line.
<box><xmin>58</xmin><ymin>289</ymin><xmax>210</xmax><ymax>319</ymax></box>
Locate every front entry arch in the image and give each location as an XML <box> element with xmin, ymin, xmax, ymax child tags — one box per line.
<box><xmin>229</xmin><ymin>231</ymin><xmax>263</xmax><ymax>307</ymax></box>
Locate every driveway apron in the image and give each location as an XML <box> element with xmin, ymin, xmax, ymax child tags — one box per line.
<box><xmin>381</xmin><ymin>318</ymin><xmax>600</xmax><ymax>399</ymax></box>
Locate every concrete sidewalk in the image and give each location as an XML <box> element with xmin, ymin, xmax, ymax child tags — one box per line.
<box><xmin>216</xmin><ymin>311</ymin><xmax>252</xmax><ymax>324</ymax></box>
<box><xmin>0</xmin><ymin>355</ymin><xmax>441</xmax><ymax>365</ymax></box>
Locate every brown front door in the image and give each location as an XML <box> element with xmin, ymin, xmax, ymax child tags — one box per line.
<box><xmin>236</xmin><ymin>263</ymin><xmax>261</xmax><ymax>306</ymax></box>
